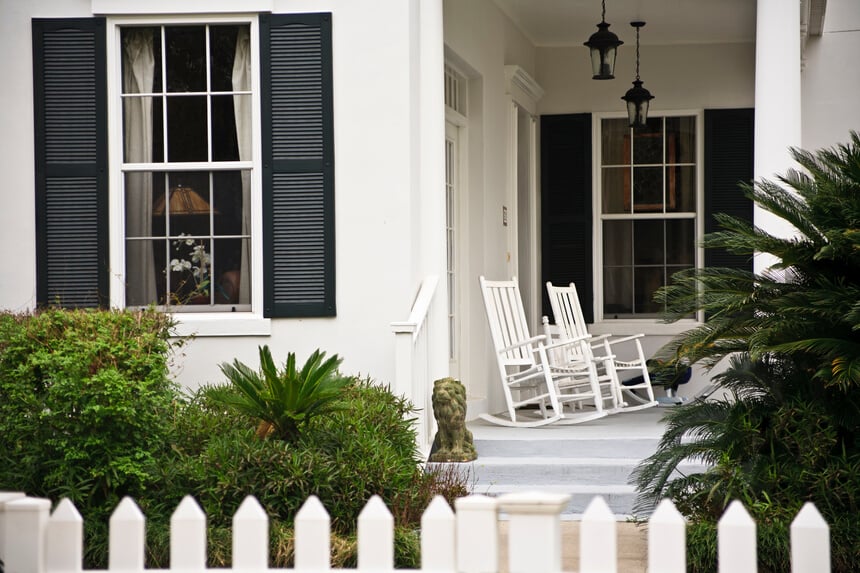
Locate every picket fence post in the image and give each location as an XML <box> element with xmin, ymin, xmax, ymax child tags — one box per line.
<box><xmin>3</xmin><ymin>497</ymin><xmax>50</xmax><ymax>573</ymax></box>
<box><xmin>0</xmin><ymin>492</ymin><xmax>27</xmax><ymax>570</ymax></box>
<box><xmin>46</xmin><ymin>498</ymin><xmax>83</xmax><ymax>573</ymax></box>
<box><xmin>233</xmin><ymin>496</ymin><xmax>268</xmax><ymax>570</ymax></box>
<box><xmin>295</xmin><ymin>495</ymin><xmax>331</xmax><ymax>570</ymax></box>
<box><xmin>109</xmin><ymin>497</ymin><xmax>145</xmax><ymax>571</ymax></box>
<box><xmin>454</xmin><ymin>495</ymin><xmax>498</xmax><ymax>573</ymax></box>
<box><xmin>357</xmin><ymin>495</ymin><xmax>394</xmax><ymax>570</ymax></box>
<box><xmin>648</xmin><ymin>498</ymin><xmax>685</xmax><ymax>573</ymax></box>
<box><xmin>420</xmin><ymin>496</ymin><xmax>456</xmax><ymax>571</ymax></box>
<box><xmin>579</xmin><ymin>496</ymin><xmax>617</xmax><ymax>573</ymax></box>
<box><xmin>170</xmin><ymin>496</ymin><xmax>206</xmax><ymax>570</ymax></box>
<box><xmin>791</xmin><ymin>502</ymin><xmax>830</xmax><ymax>573</ymax></box>
<box><xmin>497</xmin><ymin>491</ymin><xmax>569</xmax><ymax>573</ymax></box>
<box><xmin>718</xmin><ymin>500</ymin><xmax>756</xmax><ymax>573</ymax></box>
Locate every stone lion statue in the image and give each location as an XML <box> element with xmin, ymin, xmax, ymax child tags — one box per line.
<box><xmin>429</xmin><ymin>377</ymin><xmax>477</xmax><ymax>462</ymax></box>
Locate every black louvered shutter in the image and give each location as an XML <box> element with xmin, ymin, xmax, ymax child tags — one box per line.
<box><xmin>33</xmin><ymin>19</ymin><xmax>108</xmax><ymax>308</ymax></box>
<box><xmin>540</xmin><ymin>114</ymin><xmax>594</xmax><ymax>322</ymax></box>
<box><xmin>704</xmin><ymin>108</ymin><xmax>755</xmax><ymax>271</ymax></box>
<box><xmin>260</xmin><ymin>13</ymin><xmax>335</xmax><ymax>318</ymax></box>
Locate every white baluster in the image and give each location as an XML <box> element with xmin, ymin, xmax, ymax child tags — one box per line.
<box><xmin>791</xmin><ymin>502</ymin><xmax>829</xmax><ymax>573</ymax></box>
<box><xmin>109</xmin><ymin>497</ymin><xmax>145</xmax><ymax>571</ymax></box>
<box><xmin>718</xmin><ymin>501</ymin><xmax>756</xmax><ymax>573</ymax></box>
<box><xmin>648</xmin><ymin>498</ymin><xmax>685</xmax><ymax>573</ymax></box>
<box><xmin>0</xmin><ymin>492</ymin><xmax>28</xmax><ymax>570</ymax></box>
<box><xmin>420</xmin><ymin>496</ymin><xmax>456</xmax><ymax>571</ymax></box>
<box><xmin>357</xmin><ymin>495</ymin><xmax>393</xmax><ymax>571</ymax></box>
<box><xmin>454</xmin><ymin>494</ymin><xmax>498</xmax><ymax>573</ymax></box>
<box><xmin>295</xmin><ymin>495</ymin><xmax>330</xmax><ymax>571</ymax></box>
<box><xmin>171</xmin><ymin>496</ymin><xmax>206</xmax><ymax>570</ymax></box>
<box><xmin>580</xmin><ymin>496</ymin><xmax>617</xmax><ymax>573</ymax></box>
<box><xmin>47</xmin><ymin>498</ymin><xmax>83</xmax><ymax>572</ymax></box>
<box><xmin>233</xmin><ymin>496</ymin><xmax>268</xmax><ymax>570</ymax></box>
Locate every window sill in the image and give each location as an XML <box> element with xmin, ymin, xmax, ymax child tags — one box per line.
<box><xmin>170</xmin><ymin>313</ymin><xmax>272</xmax><ymax>338</ymax></box>
<box><xmin>588</xmin><ymin>320</ymin><xmax>699</xmax><ymax>337</ymax></box>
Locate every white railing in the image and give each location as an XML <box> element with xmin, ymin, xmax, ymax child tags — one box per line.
<box><xmin>391</xmin><ymin>275</ymin><xmax>440</xmax><ymax>455</ymax></box>
<box><xmin>0</xmin><ymin>491</ymin><xmax>830</xmax><ymax>573</ymax></box>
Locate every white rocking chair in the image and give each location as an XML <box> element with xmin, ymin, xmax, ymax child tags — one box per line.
<box><xmin>479</xmin><ymin>276</ymin><xmax>608</xmax><ymax>427</ymax></box>
<box><xmin>545</xmin><ymin>281</ymin><xmax>658</xmax><ymax>412</ymax></box>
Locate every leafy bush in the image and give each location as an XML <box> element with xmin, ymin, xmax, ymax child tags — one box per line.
<box><xmin>0</xmin><ymin>312</ymin><xmax>469</xmax><ymax>569</ymax></box>
<box><xmin>145</xmin><ymin>376</ymin><xmax>468</xmax><ymax>568</ymax></box>
<box><xmin>634</xmin><ymin>134</ymin><xmax>860</xmax><ymax>571</ymax></box>
<box><xmin>0</xmin><ymin>309</ymin><xmax>178</xmax><ymax>514</ymax></box>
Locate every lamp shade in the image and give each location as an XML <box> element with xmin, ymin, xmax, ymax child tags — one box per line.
<box><xmin>622</xmin><ymin>80</ymin><xmax>654</xmax><ymax>128</ymax></box>
<box><xmin>153</xmin><ymin>185</ymin><xmax>217</xmax><ymax>216</ymax></box>
<box><xmin>584</xmin><ymin>22</ymin><xmax>623</xmax><ymax>80</ymax></box>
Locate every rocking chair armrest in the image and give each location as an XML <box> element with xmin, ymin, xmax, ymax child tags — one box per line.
<box><xmin>603</xmin><ymin>333</ymin><xmax>646</xmax><ymax>346</ymax></box>
<box><xmin>542</xmin><ymin>332</ymin><xmax>593</xmax><ymax>352</ymax></box>
<box><xmin>499</xmin><ymin>334</ymin><xmax>547</xmax><ymax>353</ymax></box>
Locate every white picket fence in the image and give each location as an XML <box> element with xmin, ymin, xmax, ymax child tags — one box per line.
<box><xmin>0</xmin><ymin>490</ymin><xmax>830</xmax><ymax>573</ymax></box>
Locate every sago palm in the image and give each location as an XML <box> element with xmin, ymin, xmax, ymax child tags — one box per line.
<box><xmin>216</xmin><ymin>346</ymin><xmax>350</xmax><ymax>441</ymax></box>
<box><xmin>633</xmin><ymin>134</ymin><xmax>860</xmax><ymax>571</ymax></box>
<box><xmin>656</xmin><ymin>131</ymin><xmax>860</xmax><ymax>388</ymax></box>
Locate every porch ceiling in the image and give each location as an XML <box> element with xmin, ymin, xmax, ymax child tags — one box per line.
<box><xmin>492</xmin><ymin>0</ymin><xmax>757</xmax><ymax>47</ymax></box>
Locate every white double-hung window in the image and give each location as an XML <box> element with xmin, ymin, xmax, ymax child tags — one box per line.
<box><xmin>598</xmin><ymin>114</ymin><xmax>701</xmax><ymax>320</ymax></box>
<box><xmin>116</xmin><ymin>20</ymin><xmax>255</xmax><ymax>312</ymax></box>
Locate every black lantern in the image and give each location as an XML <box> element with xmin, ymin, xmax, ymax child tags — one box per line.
<box><xmin>621</xmin><ymin>21</ymin><xmax>654</xmax><ymax>128</ymax></box>
<box><xmin>584</xmin><ymin>0</ymin><xmax>623</xmax><ymax>80</ymax></box>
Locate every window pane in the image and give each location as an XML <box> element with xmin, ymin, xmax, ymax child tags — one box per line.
<box><xmin>167</xmin><ymin>95</ymin><xmax>207</xmax><ymax>162</ymax></box>
<box><xmin>121</xmin><ymin>27</ymin><xmax>159</xmax><ymax>94</ymax></box>
<box><xmin>165</xmin><ymin>26</ymin><xmax>205</xmax><ymax>92</ymax></box>
<box><xmin>126</xmin><ymin>238</ymin><xmax>164</xmax><ymax>306</ymax></box>
<box><xmin>667</xmin><ymin>165</ymin><xmax>696</xmax><ymax>212</ymax></box>
<box><xmin>604</xmin><ymin>267</ymin><xmax>632</xmax><ymax>316</ymax></box>
<box><xmin>122</xmin><ymin>96</ymin><xmax>164</xmax><ymax>163</ymax></box>
<box><xmin>167</xmin><ymin>236</ymin><xmax>213</xmax><ymax>305</ymax></box>
<box><xmin>160</xmin><ymin>172</ymin><xmax>213</xmax><ymax>234</ymax></box>
<box><xmin>633</xmin><ymin>118</ymin><xmax>662</xmax><ymax>164</ymax></box>
<box><xmin>125</xmin><ymin>171</ymin><xmax>165</xmax><ymax>238</ymax></box>
<box><xmin>212</xmin><ymin>171</ymin><xmax>248</xmax><ymax>236</ymax></box>
<box><xmin>210</xmin><ymin>26</ymin><xmax>246</xmax><ymax>92</ymax></box>
<box><xmin>212</xmin><ymin>95</ymin><xmax>242</xmax><ymax>161</ymax></box>
<box><xmin>602</xmin><ymin>118</ymin><xmax>630</xmax><ymax>165</ymax></box>
<box><xmin>212</xmin><ymin>238</ymin><xmax>248</xmax><ymax>304</ymax></box>
<box><xmin>634</xmin><ymin>267</ymin><xmax>664</xmax><ymax>315</ymax></box>
<box><xmin>666</xmin><ymin>219</ymin><xmax>695</xmax><ymax>265</ymax></box>
<box><xmin>666</xmin><ymin>116</ymin><xmax>695</xmax><ymax>164</ymax></box>
<box><xmin>634</xmin><ymin>220</ymin><xmax>664</xmax><ymax>265</ymax></box>
<box><xmin>633</xmin><ymin>166</ymin><xmax>663</xmax><ymax>212</ymax></box>
<box><xmin>603</xmin><ymin>220</ymin><xmax>632</xmax><ymax>266</ymax></box>
<box><xmin>602</xmin><ymin>167</ymin><xmax>629</xmax><ymax>213</ymax></box>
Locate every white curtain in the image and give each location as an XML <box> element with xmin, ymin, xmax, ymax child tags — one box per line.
<box><xmin>233</xmin><ymin>27</ymin><xmax>252</xmax><ymax>304</ymax></box>
<box><xmin>123</xmin><ymin>29</ymin><xmax>156</xmax><ymax>305</ymax></box>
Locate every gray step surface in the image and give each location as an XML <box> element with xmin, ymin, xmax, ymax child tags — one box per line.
<box><xmin>437</xmin><ymin>406</ymin><xmax>704</xmax><ymax>517</ymax></box>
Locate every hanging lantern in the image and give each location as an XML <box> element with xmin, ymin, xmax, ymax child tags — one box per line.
<box><xmin>584</xmin><ymin>0</ymin><xmax>623</xmax><ymax>80</ymax></box>
<box><xmin>621</xmin><ymin>21</ymin><xmax>654</xmax><ymax>127</ymax></box>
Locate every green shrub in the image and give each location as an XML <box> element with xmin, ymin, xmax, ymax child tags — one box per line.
<box><xmin>0</xmin><ymin>309</ymin><xmax>179</xmax><ymax>514</ymax></box>
<box><xmin>143</xmin><ymin>376</ymin><xmax>467</xmax><ymax>568</ymax></box>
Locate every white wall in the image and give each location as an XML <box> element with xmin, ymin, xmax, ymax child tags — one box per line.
<box><xmin>443</xmin><ymin>0</ymin><xmax>537</xmax><ymax>414</ymax></box>
<box><xmin>0</xmin><ymin>0</ymin><xmax>431</xmax><ymax>392</ymax></box>
<box><xmin>801</xmin><ymin>0</ymin><xmax>860</xmax><ymax>152</ymax></box>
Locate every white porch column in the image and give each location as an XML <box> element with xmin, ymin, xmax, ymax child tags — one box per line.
<box><xmin>754</xmin><ymin>0</ymin><xmax>802</xmax><ymax>273</ymax></box>
<box><xmin>419</xmin><ymin>0</ymin><xmax>449</xmax><ymax>384</ymax></box>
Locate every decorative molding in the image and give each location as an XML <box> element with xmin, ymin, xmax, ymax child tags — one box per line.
<box><xmin>504</xmin><ymin>65</ymin><xmax>544</xmax><ymax>115</ymax></box>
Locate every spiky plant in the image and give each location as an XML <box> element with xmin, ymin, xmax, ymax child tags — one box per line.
<box><xmin>215</xmin><ymin>346</ymin><xmax>350</xmax><ymax>441</ymax></box>
<box><xmin>633</xmin><ymin>133</ymin><xmax>860</xmax><ymax>571</ymax></box>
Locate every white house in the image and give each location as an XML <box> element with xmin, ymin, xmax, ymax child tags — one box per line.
<box><xmin>1</xmin><ymin>0</ymin><xmax>858</xmax><ymax>448</ymax></box>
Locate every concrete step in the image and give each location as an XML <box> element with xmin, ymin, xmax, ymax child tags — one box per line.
<box><xmin>473</xmin><ymin>437</ymin><xmax>661</xmax><ymax>459</ymax></box>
